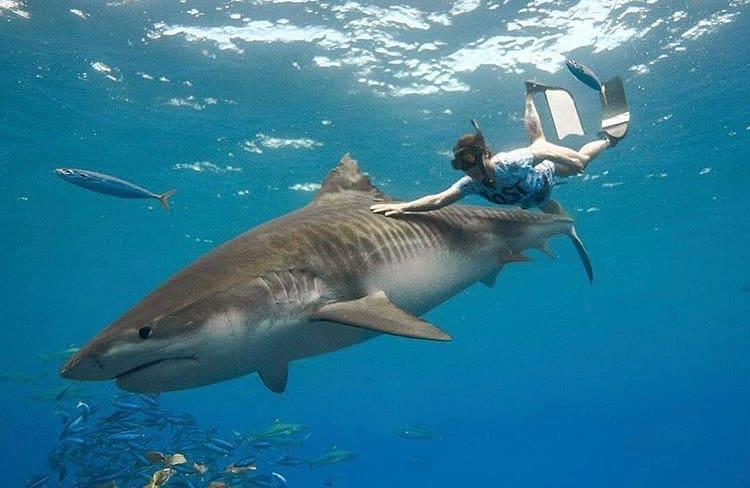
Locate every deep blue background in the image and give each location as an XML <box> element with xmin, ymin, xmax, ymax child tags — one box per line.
<box><xmin>1</xmin><ymin>1</ymin><xmax>748</xmax><ymax>486</ymax></box>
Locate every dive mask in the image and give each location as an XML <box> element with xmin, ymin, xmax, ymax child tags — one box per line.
<box><xmin>451</xmin><ymin>119</ymin><xmax>494</xmax><ymax>186</ymax></box>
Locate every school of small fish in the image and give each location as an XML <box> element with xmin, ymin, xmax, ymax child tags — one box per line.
<box><xmin>7</xmin><ymin>342</ymin><xmax>442</xmax><ymax>487</ymax></box>
<box><xmin>21</xmin><ymin>389</ymin><xmax>365</xmax><ymax>488</ymax></box>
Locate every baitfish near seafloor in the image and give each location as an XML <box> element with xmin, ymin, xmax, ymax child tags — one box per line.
<box><xmin>61</xmin><ymin>154</ymin><xmax>591</xmax><ymax>394</ymax></box>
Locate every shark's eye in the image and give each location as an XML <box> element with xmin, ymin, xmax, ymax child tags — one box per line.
<box><xmin>138</xmin><ymin>326</ymin><xmax>152</xmax><ymax>339</ymax></box>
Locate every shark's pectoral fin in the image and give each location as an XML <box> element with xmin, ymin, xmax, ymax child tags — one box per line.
<box><xmin>310</xmin><ymin>291</ymin><xmax>452</xmax><ymax>341</ymax></box>
<box><xmin>257</xmin><ymin>361</ymin><xmax>289</xmax><ymax>394</ymax></box>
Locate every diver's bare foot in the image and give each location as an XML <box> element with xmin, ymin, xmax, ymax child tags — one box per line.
<box><xmin>598</xmin><ymin>131</ymin><xmax>620</xmax><ymax>148</ymax></box>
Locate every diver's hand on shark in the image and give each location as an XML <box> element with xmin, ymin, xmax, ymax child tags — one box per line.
<box><xmin>370</xmin><ymin>202</ymin><xmax>406</xmax><ymax>216</ymax></box>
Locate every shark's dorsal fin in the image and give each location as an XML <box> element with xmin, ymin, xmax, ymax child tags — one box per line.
<box><xmin>313</xmin><ymin>154</ymin><xmax>387</xmax><ymax>203</ymax></box>
<box><xmin>257</xmin><ymin>361</ymin><xmax>289</xmax><ymax>394</ymax></box>
<box><xmin>309</xmin><ymin>291</ymin><xmax>451</xmax><ymax>341</ymax></box>
<box><xmin>538</xmin><ymin>198</ymin><xmax>566</xmax><ymax>216</ymax></box>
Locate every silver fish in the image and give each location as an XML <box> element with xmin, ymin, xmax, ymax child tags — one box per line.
<box><xmin>308</xmin><ymin>446</ymin><xmax>358</xmax><ymax>468</ymax></box>
<box><xmin>394</xmin><ymin>424</ymin><xmax>441</xmax><ymax>440</ymax></box>
<box><xmin>565</xmin><ymin>58</ymin><xmax>607</xmax><ymax>103</ymax></box>
<box><xmin>55</xmin><ymin>168</ymin><xmax>175</xmax><ymax>211</ymax></box>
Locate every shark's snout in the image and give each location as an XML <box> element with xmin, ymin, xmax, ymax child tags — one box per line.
<box><xmin>60</xmin><ymin>351</ymin><xmax>111</xmax><ymax>381</ymax></box>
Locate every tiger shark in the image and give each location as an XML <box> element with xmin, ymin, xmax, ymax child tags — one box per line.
<box><xmin>60</xmin><ymin>154</ymin><xmax>592</xmax><ymax>394</ymax></box>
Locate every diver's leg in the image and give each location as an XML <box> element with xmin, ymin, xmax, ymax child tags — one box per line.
<box><xmin>523</xmin><ymin>79</ymin><xmax>611</xmax><ymax>176</ymax></box>
<box><xmin>577</xmin><ymin>138</ymin><xmax>609</xmax><ymax>170</ymax></box>
<box><xmin>524</xmin><ymin>82</ymin><xmax>546</xmax><ymax>144</ymax></box>
<box><xmin>529</xmin><ymin>137</ymin><xmax>609</xmax><ymax>177</ymax></box>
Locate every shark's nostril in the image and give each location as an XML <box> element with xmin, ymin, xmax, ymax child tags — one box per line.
<box><xmin>59</xmin><ymin>352</ymin><xmax>109</xmax><ymax>380</ymax></box>
<box><xmin>60</xmin><ymin>355</ymin><xmax>80</xmax><ymax>373</ymax></box>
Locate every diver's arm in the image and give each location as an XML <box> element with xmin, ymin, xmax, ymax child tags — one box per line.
<box><xmin>370</xmin><ymin>186</ymin><xmax>464</xmax><ymax>217</ymax></box>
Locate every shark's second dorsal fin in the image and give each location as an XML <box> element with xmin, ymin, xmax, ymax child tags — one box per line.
<box><xmin>313</xmin><ymin>154</ymin><xmax>387</xmax><ymax>203</ymax></box>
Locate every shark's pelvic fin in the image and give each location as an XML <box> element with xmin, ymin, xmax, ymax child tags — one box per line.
<box><xmin>310</xmin><ymin>291</ymin><xmax>452</xmax><ymax>341</ymax></box>
<box><xmin>480</xmin><ymin>252</ymin><xmax>534</xmax><ymax>287</ymax></box>
<box><xmin>257</xmin><ymin>360</ymin><xmax>289</xmax><ymax>394</ymax></box>
<box><xmin>479</xmin><ymin>269</ymin><xmax>500</xmax><ymax>288</ymax></box>
<box><xmin>501</xmin><ymin>252</ymin><xmax>532</xmax><ymax>264</ymax></box>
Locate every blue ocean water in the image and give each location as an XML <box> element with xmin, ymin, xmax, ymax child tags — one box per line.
<box><xmin>2</xmin><ymin>1</ymin><xmax>749</xmax><ymax>486</ymax></box>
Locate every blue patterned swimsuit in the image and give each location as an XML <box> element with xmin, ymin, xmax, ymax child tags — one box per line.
<box><xmin>449</xmin><ymin>148</ymin><xmax>554</xmax><ymax>209</ymax></box>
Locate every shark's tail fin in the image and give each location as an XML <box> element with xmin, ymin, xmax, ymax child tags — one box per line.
<box><xmin>539</xmin><ymin>200</ymin><xmax>593</xmax><ymax>283</ymax></box>
<box><xmin>158</xmin><ymin>189</ymin><xmax>176</xmax><ymax>212</ymax></box>
<box><xmin>567</xmin><ymin>222</ymin><xmax>593</xmax><ymax>284</ymax></box>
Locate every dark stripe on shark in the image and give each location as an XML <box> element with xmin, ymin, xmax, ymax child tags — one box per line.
<box><xmin>298</xmin><ymin>206</ymin><xmax>562</xmax><ymax>271</ymax></box>
<box><xmin>255</xmin><ymin>270</ymin><xmax>322</xmax><ymax>306</ymax></box>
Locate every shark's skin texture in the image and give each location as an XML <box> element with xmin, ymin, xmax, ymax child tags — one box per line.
<box><xmin>61</xmin><ymin>155</ymin><xmax>591</xmax><ymax>394</ymax></box>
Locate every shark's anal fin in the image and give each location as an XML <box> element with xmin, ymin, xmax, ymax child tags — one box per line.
<box><xmin>257</xmin><ymin>361</ymin><xmax>289</xmax><ymax>394</ymax></box>
<box><xmin>310</xmin><ymin>291</ymin><xmax>452</xmax><ymax>341</ymax></box>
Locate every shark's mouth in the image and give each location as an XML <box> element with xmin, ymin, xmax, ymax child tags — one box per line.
<box><xmin>116</xmin><ymin>356</ymin><xmax>197</xmax><ymax>384</ymax></box>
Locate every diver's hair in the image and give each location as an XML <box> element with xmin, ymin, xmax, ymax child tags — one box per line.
<box><xmin>451</xmin><ymin>133</ymin><xmax>488</xmax><ymax>170</ymax></box>
<box><xmin>453</xmin><ymin>133</ymin><xmax>484</xmax><ymax>154</ymax></box>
